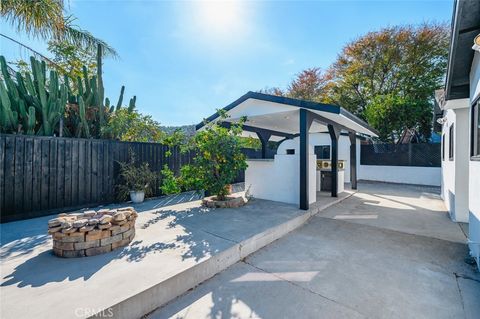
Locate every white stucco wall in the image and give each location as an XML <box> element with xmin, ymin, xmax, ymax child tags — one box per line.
<box><xmin>245</xmin><ymin>137</ymin><xmax>316</xmax><ymax>206</ymax></box>
<box><xmin>469</xmin><ymin>50</ymin><xmax>480</xmax><ymax>265</ymax></box>
<box><xmin>440</xmin><ymin>106</ymin><xmax>470</xmax><ymax>223</ymax></box>
<box><xmin>441</xmin><ymin>109</ymin><xmax>456</xmax><ymax>217</ymax></box>
<box><xmin>359</xmin><ymin>165</ymin><xmax>441</xmax><ymax>186</ymax></box>
<box><xmin>309</xmin><ymin>133</ymin><xmax>360</xmax><ymax>183</ymax></box>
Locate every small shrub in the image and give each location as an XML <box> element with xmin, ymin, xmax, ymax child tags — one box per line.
<box><xmin>117</xmin><ymin>151</ymin><xmax>157</xmax><ymax>200</ymax></box>
<box><xmin>182</xmin><ymin>113</ymin><xmax>248</xmax><ymax>200</ymax></box>
<box><xmin>160</xmin><ymin>165</ymin><xmax>181</xmax><ymax>195</ymax></box>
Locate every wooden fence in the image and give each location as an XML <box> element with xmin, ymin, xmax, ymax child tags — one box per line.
<box><xmin>0</xmin><ymin>134</ymin><xmax>197</xmax><ymax>222</ymax></box>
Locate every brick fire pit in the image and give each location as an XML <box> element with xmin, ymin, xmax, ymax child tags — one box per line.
<box><xmin>47</xmin><ymin>207</ymin><xmax>138</xmax><ymax>258</ymax></box>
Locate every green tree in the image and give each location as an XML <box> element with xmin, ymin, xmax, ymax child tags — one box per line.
<box><xmin>328</xmin><ymin>24</ymin><xmax>448</xmax><ymax>118</ymax></box>
<box><xmin>103</xmin><ymin>108</ymin><xmax>164</xmax><ymax>142</ymax></box>
<box><xmin>287</xmin><ymin>67</ymin><xmax>333</xmax><ymax>102</ymax></box>
<box><xmin>47</xmin><ymin>39</ymin><xmax>97</xmax><ymax>80</ymax></box>
<box><xmin>1</xmin><ymin>0</ymin><xmax>117</xmax><ymax>61</ymax></box>
<box><xmin>182</xmin><ymin>116</ymin><xmax>247</xmax><ymax>200</ymax></box>
<box><xmin>276</xmin><ymin>23</ymin><xmax>449</xmax><ymax>141</ymax></box>
<box><xmin>364</xmin><ymin>94</ymin><xmax>432</xmax><ymax>142</ymax></box>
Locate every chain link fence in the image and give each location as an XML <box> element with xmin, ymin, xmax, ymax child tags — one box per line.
<box><xmin>360</xmin><ymin>143</ymin><xmax>441</xmax><ymax>167</ymax></box>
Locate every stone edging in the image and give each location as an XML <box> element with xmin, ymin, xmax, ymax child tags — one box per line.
<box><xmin>202</xmin><ymin>195</ymin><xmax>247</xmax><ymax>208</ymax></box>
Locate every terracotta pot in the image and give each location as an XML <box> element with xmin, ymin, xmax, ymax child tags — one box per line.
<box><xmin>225</xmin><ymin>184</ymin><xmax>233</xmax><ymax>194</ymax></box>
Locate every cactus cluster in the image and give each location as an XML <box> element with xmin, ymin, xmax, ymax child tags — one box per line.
<box><xmin>0</xmin><ymin>56</ymin><xmax>68</xmax><ymax>135</ymax></box>
<box><xmin>0</xmin><ymin>44</ymin><xmax>136</xmax><ymax>137</ymax></box>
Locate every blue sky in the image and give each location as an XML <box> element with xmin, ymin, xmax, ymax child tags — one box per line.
<box><xmin>0</xmin><ymin>0</ymin><xmax>453</xmax><ymax>126</ymax></box>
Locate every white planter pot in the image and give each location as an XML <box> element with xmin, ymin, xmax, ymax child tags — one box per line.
<box><xmin>129</xmin><ymin>190</ymin><xmax>145</xmax><ymax>203</ymax></box>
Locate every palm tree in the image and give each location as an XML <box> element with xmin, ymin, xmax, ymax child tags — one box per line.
<box><xmin>0</xmin><ymin>0</ymin><xmax>118</xmax><ymax>57</ymax></box>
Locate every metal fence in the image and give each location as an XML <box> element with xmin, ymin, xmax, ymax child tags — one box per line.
<box><xmin>360</xmin><ymin>143</ymin><xmax>441</xmax><ymax>167</ymax></box>
<box><xmin>0</xmin><ymin>134</ymin><xmax>265</xmax><ymax>222</ymax></box>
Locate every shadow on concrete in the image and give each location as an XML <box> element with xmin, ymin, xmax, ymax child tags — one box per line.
<box><xmin>0</xmin><ymin>234</ymin><xmax>49</xmax><ymax>260</ymax></box>
<box><xmin>0</xmin><ymin>191</ymin><xmax>205</xmax><ymax>260</ymax></box>
<box><xmin>1</xmin><ymin>238</ymin><xmax>177</xmax><ymax>288</ymax></box>
<box><xmin>154</xmin><ymin>205</ymin><xmax>479</xmax><ymax>319</ymax></box>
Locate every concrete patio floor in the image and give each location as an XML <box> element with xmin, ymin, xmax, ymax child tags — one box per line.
<box><xmin>0</xmin><ymin>188</ymin><xmax>351</xmax><ymax>319</ymax></box>
<box><xmin>150</xmin><ymin>182</ymin><xmax>480</xmax><ymax>319</ymax></box>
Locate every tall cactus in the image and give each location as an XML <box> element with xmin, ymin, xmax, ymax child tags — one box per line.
<box><xmin>116</xmin><ymin>86</ymin><xmax>125</xmax><ymax>111</ymax></box>
<box><xmin>1</xmin><ymin>54</ymin><xmax>137</xmax><ymax>137</ymax></box>
<box><xmin>76</xmin><ymin>96</ymin><xmax>90</xmax><ymax>138</ymax></box>
<box><xmin>0</xmin><ymin>79</ymin><xmax>19</xmax><ymax>132</ymax></box>
<box><xmin>29</xmin><ymin>57</ymin><xmax>67</xmax><ymax>136</ymax></box>
<box><xmin>128</xmin><ymin>96</ymin><xmax>136</xmax><ymax>112</ymax></box>
<box><xmin>0</xmin><ymin>55</ymin><xmax>66</xmax><ymax>136</ymax></box>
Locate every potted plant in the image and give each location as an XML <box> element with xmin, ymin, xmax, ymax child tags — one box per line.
<box><xmin>117</xmin><ymin>152</ymin><xmax>156</xmax><ymax>203</ymax></box>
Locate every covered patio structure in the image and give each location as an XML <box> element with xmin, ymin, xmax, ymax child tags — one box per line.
<box><xmin>196</xmin><ymin>92</ymin><xmax>378</xmax><ymax>210</ymax></box>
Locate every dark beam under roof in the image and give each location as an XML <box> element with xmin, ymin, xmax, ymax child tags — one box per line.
<box><xmin>196</xmin><ymin>91</ymin><xmax>379</xmax><ymax>136</ymax></box>
<box><xmin>445</xmin><ymin>0</ymin><xmax>480</xmax><ymax>100</ymax></box>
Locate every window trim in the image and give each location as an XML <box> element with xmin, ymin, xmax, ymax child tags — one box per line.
<box><xmin>471</xmin><ymin>98</ymin><xmax>480</xmax><ymax>161</ymax></box>
<box><xmin>314</xmin><ymin>145</ymin><xmax>331</xmax><ymax>160</ymax></box>
<box><xmin>442</xmin><ymin>133</ymin><xmax>445</xmax><ymax>161</ymax></box>
<box><xmin>449</xmin><ymin>124</ymin><xmax>454</xmax><ymax>161</ymax></box>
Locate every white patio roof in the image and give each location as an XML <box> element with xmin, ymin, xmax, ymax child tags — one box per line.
<box><xmin>196</xmin><ymin>92</ymin><xmax>378</xmax><ymax>140</ymax></box>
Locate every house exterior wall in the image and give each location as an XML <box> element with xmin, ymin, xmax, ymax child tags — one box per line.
<box><xmin>469</xmin><ymin>50</ymin><xmax>480</xmax><ymax>265</ymax></box>
<box><xmin>441</xmin><ymin>106</ymin><xmax>470</xmax><ymax>223</ymax></box>
<box><xmin>442</xmin><ymin>109</ymin><xmax>456</xmax><ymax>216</ymax></box>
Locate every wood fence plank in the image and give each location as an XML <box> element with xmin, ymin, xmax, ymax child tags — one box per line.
<box><xmin>85</xmin><ymin>140</ymin><xmax>91</xmax><ymax>203</ymax></box>
<box><xmin>56</xmin><ymin>139</ymin><xmax>65</xmax><ymax>208</ymax></box>
<box><xmin>71</xmin><ymin>140</ymin><xmax>79</xmax><ymax>206</ymax></box>
<box><xmin>64</xmin><ymin>139</ymin><xmax>72</xmax><ymax>207</ymax></box>
<box><xmin>3</xmin><ymin>136</ymin><xmax>15</xmax><ymax>215</ymax></box>
<box><xmin>98</xmin><ymin>141</ymin><xmax>105</xmax><ymax>202</ymax></box>
<box><xmin>14</xmin><ymin>137</ymin><xmax>24</xmax><ymax>213</ymax></box>
<box><xmin>32</xmin><ymin>138</ymin><xmax>42</xmax><ymax>210</ymax></box>
<box><xmin>48</xmin><ymin>139</ymin><xmax>57</xmax><ymax>208</ymax></box>
<box><xmin>91</xmin><ymin>141</ymin><xmax>98</xmax><ymax>203</ymax></box>
<box><xmin>106</xmin><ymin>141</ymin><xmax>113</xmax><ymax>201</ymax></box>
<box><xmin>23</xmin><ymin>138</ymin><xmax>34</xmax><ymax>213</ymax></box>
<box><xmin>40</xmin><ymin>139</ymin><xmax>50</xmax><ymax>210</ymax></box>
<box><xmin>78</xmin><ymin>140</ymin><xmax>86</xmax><ymax>204</ymax></box>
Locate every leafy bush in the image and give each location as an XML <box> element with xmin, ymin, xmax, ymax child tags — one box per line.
<box><xmin>117</xmin><ymin>151</ymin><xmax>157</xmax><ymax>200</ymax></box>
<box><xmin>160</xmin><ymin>165</ymin><xmax>181</xmax><ymax>195</ymax></box>
<box><xmin>103</xmin><ymin>108</ymin><xmax>164</xmax><ymax>142</ymax></box>
<box><xmin>182</xmin><ymin>115</ymin><xmax>247</xmax><ymax>200</ymax></box>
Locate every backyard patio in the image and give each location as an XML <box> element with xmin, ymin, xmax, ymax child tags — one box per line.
<box><xmin>1</xmin><ymin>182</ymin><xmax>479</xmax><ymax>318</ymax></box>
<box><xmin>0</xmin><ymin>185</ymin><xmax>352</xmax><ymax>318</ymax></box>
<box><xmin>150</xmin><ymin>182</ymin><xmax>480</xmax><ymax>319</ymax></box>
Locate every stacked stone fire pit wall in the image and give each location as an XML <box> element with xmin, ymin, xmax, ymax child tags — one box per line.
<box><xmin>47</xmin><ymin>207</ymin><xmax>138</xmax><ymax>258</ymax></box>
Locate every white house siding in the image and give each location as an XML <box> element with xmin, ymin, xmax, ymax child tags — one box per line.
<box><xmin>469</xmin><ymin>51</ymin><xmax>480</xmax><ymax>265</ymax></box>
<box><xmin>442</xmin><ymin>109</ymin><xmax>456</xmax><ymax>216</ymax></box>
<box><xmin>441</xmin><ymin>106</ymin><xmax>470</xmax><ymax>223</ymax></box>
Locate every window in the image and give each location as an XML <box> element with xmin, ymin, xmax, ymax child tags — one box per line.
<box><xmin>442</xmin><ymin>134</ymin><xmax>445</xmax><ymax>161</ymax></box>
<box><xmin>286</xmin><ymin>149</ymin><xmax>295</xmax><ymax>155</ymax></box>
<box><xmin>471</xmin><ymin>100</ymin><xmax>480</xmax><ymax>159</ymax></box>
<box><xmin>449</xmin><ymin>124</ymin><xmax>454</xmax><ymax>161</ymax></box>
<box><xmin>314</xmin><ymin>145</ymin><xmax>330</xmax><ymax>159</ymax></box>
